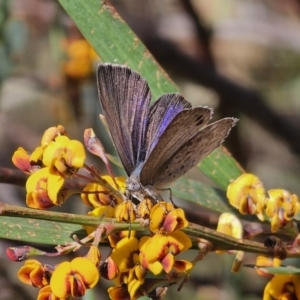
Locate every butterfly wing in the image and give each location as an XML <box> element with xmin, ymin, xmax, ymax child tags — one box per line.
<box><xmin>97</xmin><ymin>64</ymin><xmax>151</xmax><ymax>175</ymax></box>
<box><xmin>145</xmin><ymin>93</ymin><xmax>192</xmax><ymax>157</ymax></box>
<box><xmin>140</xmin><ymin>102</ymin><xmax>215</xmax><ymax>185</ymax></box>
<box><xmin>149</xmin><ymin>118</ymin><xmax>237</xmax><ymax>186</ymax></box>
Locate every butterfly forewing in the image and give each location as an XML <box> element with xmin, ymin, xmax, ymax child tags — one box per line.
<box><xmin>140</xmin><ymin>105</ymin><xmax>213</xmax><ymax>186</ymax></box>
<box><xmin>148</xmin><ymin>118</ymin><xmax>237</xmax><ymax>186</ymax></box>
<box><xmin>97</xmin><ymin>64</ymin><xmax>151</xmax><ymax>175</ymax></box>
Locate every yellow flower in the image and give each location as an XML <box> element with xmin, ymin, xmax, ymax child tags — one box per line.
<box><xmin>227</xmin><ymin>174</ymin><xmax>266</xmax><ymax>221</ymax></box>
<box><xmin>41</xmin><ymin>125</ymin><xmax>67</xmax><ymax>146</ymax></box>
<box><xmin>216</xmin><ymin>214</ymin><xmax>245</xmax><ymax>272</ymax></box>
<box><xmin>109</xmin><ymin>236</ymin><xmax>149</xmax><ymax>299</ymax></box>
<box><xmin>255</xmin><ymin>255</ymin><xmax>300</xmax><ymax>300</ymax></box>
<box><xmin>18</xmin><ymin>259</ymin><xmax>50</xmax><ymax>288</ymax></box>
<box><xmin>26</xmin><ymin>168</ymin><xmax>65</xmax><ymax>209</ymax></box>
<box><xmin>115</xmin><ymin>201</ymin><xmax>136</xmax><ymax>222</ymax></box>
<box><xmin>216</xmin><ymin>213</ymin><xmax>243</xmax><ymax>239</ymax></box>
<box><xmin>255</xmin><ymin>256</ymin><xmax>282</xmax><ymax>277</ymax></box>
<box><xmin>37</xmin><ymin>285</ymin><xmax>66</xmax><ymax>300</ymax></box>
<box><xmin>43</xmin><ymin>135</ymin><xmax>86</xmax><ymax>178</ymax></box>
<box><xmin>62</xmin><ymin>39</ymin><xmax>98</xmax><ymax>79</ymax></box>
<box><xmin>266</xmin><ymin>189</ymin><xmax>300</xmax><ymax>232</ymax></box>
<box><xmin>108</xmin><ymin>230</ymin><xmax>136</xmax><ymax>248</ymax></box>
<box><xmin>100</xmin><ymin>256</ymin><xmax>118</xmax><ymax>281</ymax></box>
<box><xmin>12</xmin><ymin>147</ymin><xmax>32</xmax><ymax>174</ymax></box>
<box><xmin>140</xmin><ymin>232</ymin><xmax>192</xmax><ymax>275</ymax></box>
<box><xmin>108</xmin><ymin>284</ymin><xmax>131</xmax><ymax>300</ymax></box>
<box><xmin>110</xmin><ymin>237</ymin><xmax>141</xmax><ymax>273</ymax></box>
<box><xmin>263</xmin><ymin>274</ymin><xmax>300</xmax><ymax>300</ymax></box>
<box><xmin>81</xmin><ymin>176</ymin><xmax>124</xmax><ymax>207</ymax></box>
<box><xmin>50</xmin><ymin>257</ymin><xmax>99</xmax><ymax>298</ymax></box>
<box><xmin>30</xmin><ymin>145</ymin><xmax>46</xmax><ymax>166</ymax></box>
<box><xmin>109</xmin><ymin>271</ymin><xmax>147</xmax><ymax>300</ymax></box>
<box><xmin>108</xmin><ymin>277</ymin><xmax>169</xmax><ymax>300</ymax></box>
<box><xmin>150</xmin><ymin>202</ymin><xmax>188</xmax><ymax>234</ymax></box>
<box><xmin>216</xmin><ymin>212</ymin><xmax>243</xmax><ymax>254</ymax></box>
<box><xmin>137</xmin><ymin>198</ymin><xmax>153</xmax><ymax>218</ymax></box>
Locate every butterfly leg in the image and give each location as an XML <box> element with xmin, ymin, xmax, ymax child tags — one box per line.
<box><xmin>156</xmin><ymin>187</ymin><xmax>177</xmax><ymax>207</ymax></box>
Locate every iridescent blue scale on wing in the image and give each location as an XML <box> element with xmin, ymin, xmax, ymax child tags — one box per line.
<box><xmin>145</xmin><ymin>94</ymin><xmax>191</xmax><ymax>159</ymax></box>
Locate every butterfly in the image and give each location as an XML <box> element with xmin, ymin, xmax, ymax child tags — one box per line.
<box><xmin>97</xmin><ymin>64</ymin><xmax>237</xmax><ymax>198</ymax></box>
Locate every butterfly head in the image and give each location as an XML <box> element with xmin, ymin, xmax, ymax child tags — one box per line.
<box><xmin>126</xmin><ymin>175</ymin><xmax>143</xmax><ymax>193</ymax></box>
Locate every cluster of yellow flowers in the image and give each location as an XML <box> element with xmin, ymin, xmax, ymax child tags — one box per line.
<box><xmin>9</xmin><ymin>125</ymin><xmax>300</xmax><ymax>300</ymax></box>
<box><xmin>227</xmin><ymin>174</ymin><xmax>300</xmax><ymax>300</ymax></box>
<box><xmin>227</xmin><ymin>173</ymin><xmax>300</xmax><ymax>233</ymax></box>
<box><xmin>17</xmin><ymin>250</ymin><xmax>100</xmax><ymax>300</ymax></box>
<box><xmin>254</xmin><ymin>255</ymin><xmax>300</xmax><ymax>300</ymax></box>
<box><xmin>12</xmin><ymin>125</ymin><xmax>85</xmax><ymax>208</ymax></box>
<box><xmin>11</xmin><ymin>125</ymin><xmax>194</xmax><ymax>300</ymax></box>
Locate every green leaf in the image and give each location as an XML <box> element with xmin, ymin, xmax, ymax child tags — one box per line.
<box><xmin>172</xmin><ymin>177</ymin><xmax>259</xmax><ymax>222</ymax></box>
<box><xmin>253</xmin><ymin>266</ymin><xmax>300</xmax><ymax>275</ymax></box>
<box><xmin>172</xmin><ymin>177</ymin><xmax>235</xmax><ymax>214</ymax></box>
<box><xmin>58</xmin><ymin>0</ymin><xmax>176</xmax><ymax>100</ymax></box>
<box><xmin>58</xmin><ymin>0</ymin><xmax>243</xmax><ymax>189</ymax></box>
<box><xmin>198</xmin><ymin>147</ymin><xmax>244</xmax><ymax>190</ymax></box>
<box><xmin>0</xmin><ymin>216</ymin><xmax>85</xmax><ymax>245</ymax></box>
<box><xmin>106</xmin><ymin>153</ymin><xmax>123</xmax><ymax>169</ymax></box>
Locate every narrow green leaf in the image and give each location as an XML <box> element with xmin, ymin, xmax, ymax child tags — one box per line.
<box><xmin>58</xmin><ymin>0</ymin><xmax>243</xmax><ymax>189</ymax></box>
<box><xmin>255</xmin><ymin>266</ymin><xmax>300</xmax><ymax>275</ymax></box>
<box><xmin>0</xmin><ymin>216</ymin><xmax>85</xmax><ymax>245</ymax></box>
<box><xmin>172</xmin><ymin>177</ymin><xmax>259</xmax><ymax>222</ymax></box>
<box><xmin>172</xmin><ymin>177</ymin><xmax>235</xmax><ymax>213</ymax></box>
<box><xmin>82</xmin><ymin>289</ymin><xmax>96</xmax><ymax>300</ymax></box>
<box><xmin>58</xmin><ymin>0</ymin><xmax>176</xmax><ymax>100</ymax></box>
<box><xmin>106</xmin><ymin>153</ymin><xmax>123</xmax><ymax>169</ymax></box>
<box><xmin>198</xmin><ymin>147</ymin><xmax>244</xmax><ymax>190</ymax></box>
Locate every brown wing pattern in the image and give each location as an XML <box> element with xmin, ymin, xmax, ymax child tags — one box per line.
<box><xmin>97</xmin><ymin>64</ymin><xmax>151</xmax><ymax>175</ymax></box>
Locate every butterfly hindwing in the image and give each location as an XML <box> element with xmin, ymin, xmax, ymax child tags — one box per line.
<box><xmin>149</xmin><ymin>118</ymin><xmax>237</xmax><ymax>186</ymax></box>
<box><xmin>140</xmin><ymin>105</ymin><xmax>213</xmax><ymax>185</ymax></box>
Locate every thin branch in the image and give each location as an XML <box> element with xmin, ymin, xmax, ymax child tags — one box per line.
<box><xmin>180</xmin><ymin>0</ymin><xmax>214</xmax><ymax>65</ymax></box>
<box><xmin>0</xmin><ymin>168</ymin><xmax>27</xmax><ymax>186</ymax></box>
